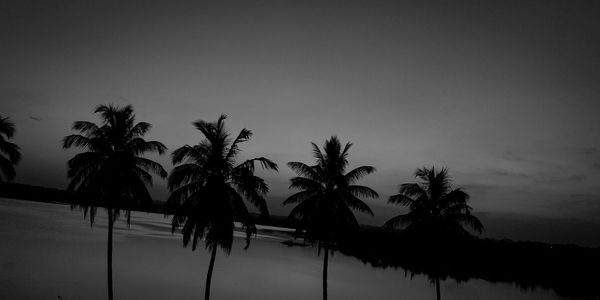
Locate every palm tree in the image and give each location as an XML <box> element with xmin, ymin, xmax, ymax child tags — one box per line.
<box><xmin>284</xmin><ymin>136</ymin><xmax>378</xmax><ymax>300</ymax></box>
<box><xmin>166</xmin><ymin>114</ymin><xmax>277</xmax><ymax>300</ymax></box>
<box><xmin>63</xmin><ymin>104</ymin><xmax>167</xmax><ymax>300</ymax></box>
<box><xmin>384</xmin><ymin>166</ymin><xmax>483</xmax><ymax>300</ymax></box>
<box><xmin>0</xmin><ymin>116</ymin><xmax>21</xmax><ymax>181</ymax></box>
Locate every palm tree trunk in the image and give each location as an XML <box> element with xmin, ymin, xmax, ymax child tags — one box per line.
<box><xmin>107</xmin><ymin>208</ymin><xmax>114</xmax><ymax>300</ymax></box>
<box><xmin>323</xmin><ymin>245</ymin><xmax>329</xmax><ymax>300</ymax></box>
<box><xmin>435</xmin><ymin>276</ymin><xmax>441</xmax><ymax>300</ymax></box>
<box><xmin>205</xmin><ymin>246</ymin><xmax>217</xmax><ymax>300</ymax></box>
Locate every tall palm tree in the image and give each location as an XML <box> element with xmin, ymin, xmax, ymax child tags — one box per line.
<box><xmin>384</xmin><ymin>166</ymin><xmax>483</xmax><ymax>300</ymax></box>
<box><xmin>284</xmin><ymin>136</ymin><xmax>378</xmax><ymax>300</ymax></box>
<box><xmin>166</xmin><ymin>114</ymin><xmax>278</xmax><ymax>300</ymax></box>
<box><xmin>63</xmin><ymin>104</ymin><xmax>167</xmax><ymax>300</ymax></box>
<box><xmin>0</xmin><ymin>116</ymin><xmax>21</xmax><ymax>181</ymax></box>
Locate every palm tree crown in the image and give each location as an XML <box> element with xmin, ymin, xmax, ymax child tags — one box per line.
<box><xmin>0</xmin><ymin>116</ymin><xmax>21</xmax><ymax>181</ymax></box>
<box><xmin>284</xmin><ymin>136</ymin><xmax>378</xmax><ymax>246</ymax></box>
<box><xmin>63</xmin><ymin>104</ymin><xmax>167</xmax><ymax>224</ymax></box>
<box><xmin>384</xmin><ymin>166</ymin><xmax>483</xmax><ymax>236</ymax></box>
<box><xmin>167</xmin><ymin>114</ymin><xmax>278</xmax><ymax>253</ymax></box>
<box><xmin>284</xmin><ymin>136</ymin><xmax>377</xmax><ymax>300</ymax></box>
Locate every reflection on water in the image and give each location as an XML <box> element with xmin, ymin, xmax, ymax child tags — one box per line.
<box><xmin>0</xmin><ymin>198</ymin><xmax>562</xmax><ymax>299</ymax></box>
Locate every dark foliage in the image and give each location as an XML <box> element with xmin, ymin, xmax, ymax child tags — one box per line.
<box><xmin>63</xmin><ymin>104</ymin><xmax>167</xmax><ymax>225</ymax></box>
<box><xmin>0</xmin><ymin>116</ymin><xmax>21</xmax><ymax>181</ymax></box>
<box><xmin>336</xmin><ymin>227</ymin><xmax>600</xmax><ymax>299</ymax></box>
<box><xmin>166</xmin><ymin>114</ymin><xmax>278</xmax><ymax>253</ymax></box>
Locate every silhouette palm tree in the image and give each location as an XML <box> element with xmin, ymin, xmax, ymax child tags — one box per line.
<box><xmin>284</xmin><ymin>136</ymin><xmax>378</xmax><ymax>300</ymax></box>
<box><xmin>63</xmin><ymin>104</ymin><xmax>167</xmax><ymax>300</ymax></box>
<box><xmin>166</xmin><ymin>115</ymin><xmax>277</xmax><ymax>300</ymax></box>
<box><xmin>384</xmin><ymin>166</ymin><xmax>483</xmax><ymax>300</ymax></box>
<box><xmin>0</xmin><ymin>116</ymin><xmax>21</xmax><ymax>181</ymax></box>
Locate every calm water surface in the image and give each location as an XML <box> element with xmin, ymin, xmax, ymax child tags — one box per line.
<box><xmin>0</xmin><ymin>198</ymin><xmax>566</xmax><ymax>300</ymax></box>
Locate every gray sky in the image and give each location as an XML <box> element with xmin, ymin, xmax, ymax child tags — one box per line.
<box><xmin>1</xmin><ymin>0</ymin><xmax>599</xmax><ymax>246</ymax></box>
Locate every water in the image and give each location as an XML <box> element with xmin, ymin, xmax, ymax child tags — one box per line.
<box><xmin>0</xmin><ymin>198</ymin><xmax>565</xmax><ymax>300</ymax></box>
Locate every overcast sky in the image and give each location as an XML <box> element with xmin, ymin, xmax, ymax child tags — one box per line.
<box><xmin>1</xmin><ymin>0</ymin><xmax>599</xmax><ymax>246</ymax></box>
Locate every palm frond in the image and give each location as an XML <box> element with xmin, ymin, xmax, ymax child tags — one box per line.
<box><xmin>388</xmin><ymin>193</ymin><xmax>415</xmax><ymax>207</ymax></box>
<box><xmin>126</xmin><ymin>122</ymin><xmax>152</xmax><ymax>139</ymax></box>
<box><xmin>344</xmin><ymin>166</ymin><xmax>376</xmax><ymax>184</ymax></box>
<box><xmin>72</xmin><ymin>121</ymin><xmax>101</xmax><ymax>134</ymax></box>
<box><xmin>287</xmin><ymin>196</ymin><xmax>318</xmax><ymax>220</ymax></box>
<box><xmin>398</xmin><ymin>183</ymin><xmax>427</xmax><ymax>198</ymax></box>
<box><xmin>343</xmin><ymin>193</ymin><xmax>374</xmax><ymax>215</ymax></box>
<box><xmin>126</xmin><ymin>138</ymin><xmax>167</xmax><ymax>155</ymax></box>
<box><xmin>311</xmin><ymin>142</ymin><xmax>325</xmax><ymax>163</ymax></box>
<box><xmin>132</xmin><ymin>166</ymin><xmax>153</xmax><ymax>186</ymax></box>
<box><xmin>236</xmin><ymin>157</ymin><xmax>278</xmax><ymax>172</ymax></box>
<box><xmin>193</xmin><ymin>117</ymin><xmax>227</xmax><ymax>148</ymax></box>
<box><xmin>441</xmin><ymin>188</ymin><xmax>470</xmax><ymax>207</ymax></box>
<box><xmin>283</xmin><ymin>190</ymin><xmax>319</xmax><ymax>205</ymax></box>
<box><xmin>0</xmin><ymin>137</ymin><xmax>21</xmax><ymax>163</ymax></box>
<box><xmin>166</xmin><ymin>182</ymin><xmax>203</xmax><ymax>210</ymax></box>
<box><xmin>231</xmin><ymin>166</ymin><xmax>270</xmax><ymax>215</ymax></box>
<box><xmin>442</xmin><ymin>203</ymin><xmax>473</xmax><ymax>215</ymax></box>
<box><xmin>287</xmin><ymin>162</ymin><xmax>320</xmax><ymax>181</ymax></box>
<box><xmin>340</xmin><ymin>141</ymin><xmax>353</xmax><ymax>164</ymax></box>
<box><xmin>450</xmin><ymin>213</ymin><xmax>484</xmax><ymax>234</ymax></box>
<box><xmin>171</xmin><ymin>144</ymin><xmax>206</xmax><ymax>164</ymax></box>
<box><xmin>289</xmin><ymin>177</ymin><xmax>323</xmax><ymax>191</ymax></box>
<box><xmin>62</xmin><ymin>134</ymin><xmax>105</xmax><ymax>152</ymax></box>
<box><xmin>225</xmin><ymin>128</ymin><xmax>252</xmax><ymax>160</ymax></box>
<box><xmin>0</xmin><ymin>155</ymin><xmax>16</xmax><ymax>181</ymax></box>
<box><xmin>66</xmin><ymin>152</ymin><xmax>103</xmax><ymax>178</ymax></box>
<box><xmin>0</xmin><ymin>116</ymin><xmax>16</xmax><ymax>138</ymax></box>
<box><xmin>384</xmin><ymin>213</ymin><xmax>416</xmax><ymax>229</ymax></box>
<box><xmin>168</xmin><ymin>163</ymin><xmax>206</xmax><ymax>190</ymax></box>
<box><xmin>228</xmin><ymin>187</ymin><xmax>257</xmax><ymax>249</ymax></box>
<box><xmin>133</xmin><ymin>157</ymin><xmax>167</xmax><ymax>178</ymax></box>
<box><xmin>66</xmin><ymin>159</ymin><xmax>104</xmax><ymax>192</ymax></box>
<box><xmin>346</xmin><ymin>185</ymin><xmax>378</xmax><ymax>199</ymax></box>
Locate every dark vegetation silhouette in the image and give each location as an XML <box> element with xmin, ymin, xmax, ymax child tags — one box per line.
<box><xmin>284</xmin><ymin>136</ymin><xmax>378</xmax><ymax>300</ymax></box>
<box><xmin>165</xmin><ymin>115</ymin><xmax>278</xmax><ymax>300</ymax></box>
<box><xmin>0</xmin><ymin>109</ymin><xmax>597</xmax><ymax>299</ymax></box>
<box><xmin>335</xmin><ymin>227</ymin><xmax>599</xmax><ymax>299</ymax></box>
<box><xmin>1</xmin><ymin>181</ymin><xmax>598</xmax><ymax>299</ymax></box>
<box><xmin>383</xmin><ymin>166</ymin><xmax>483</xmax><ymax>300</ymax></box>
<box><xmin>62</xmin><ymin>104</ymin><xmax>167</xmax><ymax>300</ymax></box>
<box><xmin>2</xmin><ymin>180</ymin><xmax>598</xmax><ymax>298</ymax></box>
<box><xmin>0</xmin><ymin>116</ymin><xmax>21</xmax><ymax>182</ymax></box>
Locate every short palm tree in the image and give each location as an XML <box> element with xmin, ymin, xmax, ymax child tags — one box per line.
<box><xmin>284</xmin><ymin>136</ymin><xmax>378</xmax><ymax>300</ymax></box>
<box><xmin>384</xmin><ymin>166</ymin><xmax>483</xmax><ymax>300</ymax></box>
<box><xmin>166</xmin><ymin>115</ymin><xmax>278</xmax><ymax>300</ymax></box>
<box><xmin>0</xmin><ymin>116</ymin><xmax>21</xmax><ymax>181</ymax></box>
<box><xmin>63</xmin><ymin>104</ymin><xmax>167</xmax><ymax>300</ymax></box>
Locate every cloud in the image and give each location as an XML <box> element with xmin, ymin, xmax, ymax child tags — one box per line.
<box><xmin>499</xmin><ymin>151</ymin><xmax>530</xmax><ymax>163</ymax></box>
<box><xmin>489</xmin><ymin>169</ymin><xmax>531</xmax><ymax>178</ymax></box>
<box><xmin>568</xmin><ymin>174</ymin><xmax>586</xmax><ymax>181</ymax></box>
<box><xmin>582</xmin><ymin>147</ymin><xmax>599</xmax><ymax>156</ymax></box>
<box><xmin>532</xmin><ymin>174</ymin><xmax>587</xmax><ymax>185</ymax></box>
<box><xmin>461</xmin><ymin>183</ymin><xmax>501</xmax><ymax>193</ymax></box>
